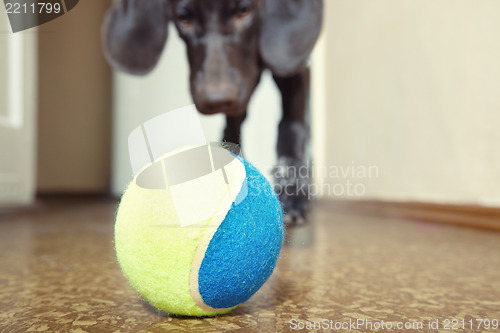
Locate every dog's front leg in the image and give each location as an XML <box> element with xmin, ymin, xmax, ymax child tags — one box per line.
<box><xmin>223</xmin><ymin>113</ymin><xmax>247</xmax><ymax>146</ymax></box>
<box><xmin>273</xmin><ymin>67</ymin><xmax>311</xmax><ymax>225</ymax></box>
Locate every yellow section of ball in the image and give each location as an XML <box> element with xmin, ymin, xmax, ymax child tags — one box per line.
<box><xmin>115</xmin><ymin>180</ymin><xmax>234</xmax><ymax>317</ymax></box>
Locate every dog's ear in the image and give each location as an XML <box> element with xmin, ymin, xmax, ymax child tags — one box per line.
<box><xmin>102</xmin><ymin>0</ymin><xmax>169</xmax><ymax>75</ymax></box>
<box><xmin>259</xmin><ymin>0</ymin><xmax>323</xmax><ymax>76</ymax></box>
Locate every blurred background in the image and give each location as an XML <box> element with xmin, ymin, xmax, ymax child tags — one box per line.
<box><xmin>1</xmin><ymin>0</ymin><xmax>499</xmax><ymax>210</ymax></box>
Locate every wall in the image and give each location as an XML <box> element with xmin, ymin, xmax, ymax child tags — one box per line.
<box><xmin>314</xmin><ymin>0</ymin><xmax>500</xmax><ymax>206</ymax></box>
<box><xmin>37</xmin><ymin>0</ymin><xmax>112</xmax><ymax>193</ymax></box>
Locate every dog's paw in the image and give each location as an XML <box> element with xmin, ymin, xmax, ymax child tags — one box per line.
<box><xmin>283</xmin><ymin>207</ymin><xmax>309</xmax><ymax>226</ymax></box>
<box><xmin>272</xmin><ymin>156</ymin><xmax>311</xmax><ymax>226</ymax></box>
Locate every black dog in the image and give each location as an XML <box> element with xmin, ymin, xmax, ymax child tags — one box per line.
<box><xmin>102</xmin><ymin>0</ymin><xmax>323</xmax><ymax>224</ymax></box>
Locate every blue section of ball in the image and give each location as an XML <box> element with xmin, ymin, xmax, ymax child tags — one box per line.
<box><xmin>198</xmin><ymin>159</ymin><xmax>283</xmax><ymax>309</ymax></box>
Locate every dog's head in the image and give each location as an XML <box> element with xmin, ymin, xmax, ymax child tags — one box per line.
<box><xmin>102</xmin><ymin>0</ymin><xmax>322</xmax><ymax>116</ymax></box>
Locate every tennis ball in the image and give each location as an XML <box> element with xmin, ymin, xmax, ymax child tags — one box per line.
<box><xmin>115</xmin><ymin>152</ymin><xmax>283</xmax><ymax>317</ymax></box>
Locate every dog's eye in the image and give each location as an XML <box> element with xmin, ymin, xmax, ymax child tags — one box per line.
<box><xmin>176</xmin><ymin>9</ymin><xmax>193</xmax><ymax>25</ymax></box>
<box><xmin>235</xmin><ymin>4</ymin><xmax>251</xmax><ymax>18</ymax></box>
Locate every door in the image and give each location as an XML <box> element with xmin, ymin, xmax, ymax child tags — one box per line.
<box><xmin>0</xmin><ymin>11</ymin><xmax>37</xmax><ymax>205</ymax></box>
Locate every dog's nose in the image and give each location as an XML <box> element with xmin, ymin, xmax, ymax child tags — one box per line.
<box><xmin>198</xmin><ymin>83</ymin><xmax>238</xmax><ymax>114</ymax></box>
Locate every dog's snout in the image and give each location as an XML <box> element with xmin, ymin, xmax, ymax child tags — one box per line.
<box><xmin>198</xmin><ymin>83</ymin><xmax>238</xmax><ymax>114</ymax></box>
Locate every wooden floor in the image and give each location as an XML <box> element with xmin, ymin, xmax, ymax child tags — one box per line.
<box><xmin>1</xmin><ymin>197</ymin><xmax>499</xmax><ymax>332</ymax></box>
